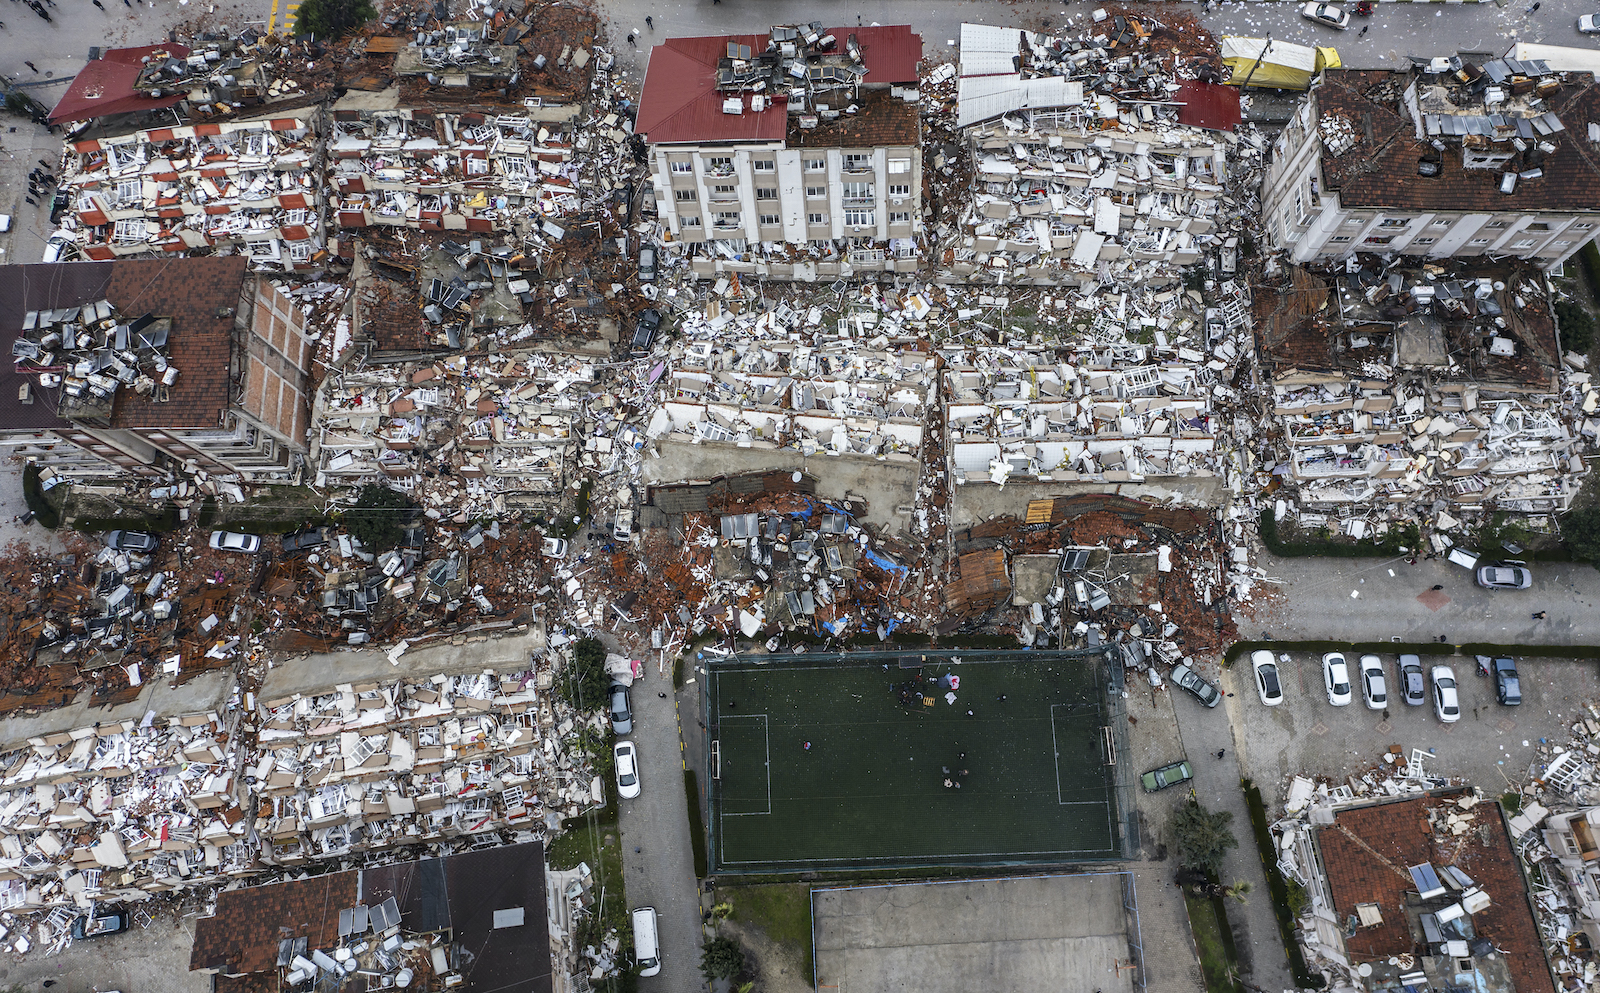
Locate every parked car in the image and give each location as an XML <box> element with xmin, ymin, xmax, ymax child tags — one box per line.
<box><xmin>1300</xmin><ymin>2</ymin><xmax>1350</xmax><ymax>28</ymax></box>
<box><xmin>639</xmin><ymin>245</ymin><xmax>657</xmax><ymax>282</ymax></box>
<box><xmin>1476</xmin><ymin>560</ymin><xmax>1532</xmax><ymax>590</ymax></box>
<box><xmin>40</xmin><ymin>229</ymin><xmax>75</xmax><ymax>264</ymax></box>
<box><xmin>1493</xmin><ymin>657</ymin><xmax>1522</xmax><ymax>706</ymax></box>
<box><xmin>614</xmin><ymin>740</ymin><xmax>641</xmax><ymax>799</ymax></box>
<box><xmin>609</xmin><ymin>682</ymin><xmax>633</xmax><ymax>735</ymax></box>
<box><xmin>1397</xmin><ymin>654</ymin><xmax>1426</xmax><ymax>706</ymax></box>
<box><xmin>614</xmin><ymin>509</ymin><xmax>635</xmax><ymax>543</ymax></box>
<box><xmin>632</xmin><ymin>907</ymin><xmax>661</xmax><ymax>977</ymax></box>
<box><xmin>1322</xmin><ymin>652</ymin><xmax>1353</xmax><ymax>707</ymax></box>
<box><xmin>542</xmin><ymin>537</ymin><xmax>569</xmax><ymax>558</ymax></box>
<box><xmin>104</xmin><ymin>530</ymin><xmax>158</xmax><ymax>552</ymax></box>
<box><xmin>631</xmin><ymin>308</ymin><xmax>662</xmax><ymax>353</ymax></box>
<box><xmin>1170</xmin><ymin>662</ymin><xmax>1221</xmax><ymax>708</ymax></box>
<box><xmin>281</xmin><ymin>527</ymin><xmax>329</xmax><ymax>554</ymax></box>
<box><xmin>1358</xmin><ymin>654</ymin><xmax>1387</xmax><ymax>710</ymax></box>
<box><xmin>1251</xmin><ymin>650</ymin><xmax>1283</xmax><ymax>706</ymax></box>
<box><xmin>72</xmin><ymin>909</ymin><xmax>129</xmax><ymax>939</ymax></box>
<box><xmin>1580</xmin><ymin>13</ymin><xmax>1600</xmax><ymax>33</ymax></box>
<box><xmin>209</xmin><ymin>530</ymin><xmax>262</xmax><ymax>554</ymax></box>
<box><xmin>1431</xmin><ymin>665</ymin><xmax>1461</xmax><ymax>723</ymax></box>
<box><xmin>1141</xmin><ymin>759</ymin><xmax>1194</xmax><ymax>792</ymax></box>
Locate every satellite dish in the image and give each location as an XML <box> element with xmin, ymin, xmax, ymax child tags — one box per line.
<box><xmin>792</xmin><ymin>471</ymin><xmax>803</xmax><ymax>482</ymax></box>
<box><xmin>1357</xmin><ymin>965</ymin><xmax>1373</xmax><ymax>978</ymax></box>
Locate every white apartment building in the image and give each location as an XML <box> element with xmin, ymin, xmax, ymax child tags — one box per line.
<box><xmin>1261</xmin><ymin>56</ymin><xmax>1600</xmax><ymax>269</ymax></box>
<box><xmin>637</xmin><ymin>24</ymin><xmax>924</xmax><ymax>278</ymax></box>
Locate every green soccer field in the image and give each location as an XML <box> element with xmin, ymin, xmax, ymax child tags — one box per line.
<box><xmin>708</xmin><ymin>652</ymin><xmax>1123</xmax><ymax>870</ymax></box>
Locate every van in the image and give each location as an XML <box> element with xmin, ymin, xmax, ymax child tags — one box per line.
<box><xmin>631</xmin><ymin>907</ymin><xmax>661</xmax><ymax>976</ymax></box>
<box><xmin>614</xmin><ymin>508</ymin><xmax>634</xmax><ymax>543</ymax></box>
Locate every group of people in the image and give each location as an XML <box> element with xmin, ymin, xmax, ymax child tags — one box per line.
<box><xmin>942</xmin><ymin>753</ymin><xmax>970</xmax><ymax>789</ymax></box>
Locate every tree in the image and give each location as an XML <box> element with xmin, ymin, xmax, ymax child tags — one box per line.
<box><xmin>292</xmin><ymin>0</ymin><xmax>375</xmax><ymax>39</ymax></box>
<box><xmin>1562</xmin><ymin>505</ymin><xmax>1600</xmax><ymax>568</ymax></box>
<box><xmin>560</xmin><ymin>637</ymin><xmax>610</xmax><ymax>710</ymax></box>
<box><xmin>343</xmin><ymin>484</ymin><xmax>411</xmax><ymax>552</ymax></box>
<box><xmin>1222</xmin><ymin>880</ymin><xmax>1253</xmax><ymax>904</ymax></box>
<box><xmin>700</xmin><ymin>936</ymin><xmax>746</xmax><ymax>982</ymax></box>
<box><xmin>1170</xmin><ymin>800</ymin><xmax>1237</xmax><ymax>878</ymax></box>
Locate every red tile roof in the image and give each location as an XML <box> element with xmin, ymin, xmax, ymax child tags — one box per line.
<box><xmin>190</xmin><ymin>869</ymin><xmax>357</xmax><ymax>975</ymax></box>
<box><xmin>1319</xmin><ymin>793</ymin><xmax>1556</xmax><ymax>993</ymax></box>
<box><xmin>637</xmin><ymin>26</ymin><xmax>921</xmax><ymax>145</ymax></box>
<box><xmin>1175</xmin><ymin>81</ymin><xmax>1241</xmax><ymax>133</ymax></box>
<box><xmin>1316</xmin><ymin>69</ymin><xmax>1600</xmax><ymax>213</ymax></box>
<box><xmin>48</xmin><ymin>44</ymin><xmax>190</xmax><ymax>124</ymax></box>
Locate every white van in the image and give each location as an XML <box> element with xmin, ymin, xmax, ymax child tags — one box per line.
<box><xmin>631</xmin><ymin>907</ymin><xmax>661</xmax><ymax>977</ymax></box>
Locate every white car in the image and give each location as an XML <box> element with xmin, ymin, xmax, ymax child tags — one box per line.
<box><xmin>40</xmin><ymin>229</ymin><xmax>75</xmax><ymax>263</ymax></box>
<box><xmin>1322</xmin><ymin>652</ymin><xmax>1353</xmax><ymax>706</ymax></box>
<box><xmin>1251</xmin><ymin>650</ymin><xmax>1283</xmax><ymax>707</ymax></box>
<box><xmin>541</xmin><ymin>537</ymin><xmax>568</xmax><ymax>558</ymax></box>
<box><xmin>209</xmin><ymin>530</ymin><xmax>262</xmax><ymax>554</ymax></box>
<box><xmin>1580</xmin><ymin>13</ymin><xmax>1600</xmax><ymax>33</ymax></box>
<box><xmin>1431</xmin><ymin>665</ymin><xmax>1461</xmax><ymax>723</ymax></box>
<box><xmin>1358</xmin><ymin>654</ymin><xmax>1387</xmax><ymax>710</ymax></box>
<box><xmin>614</xmin><ymin>741</ymin><xmax>641</xmax><ymax>799</ymax></box>
<box><xmin>1301</xmin><ymin>2</ymin><xmax>1350</xmax><ymax>27</ymax></box>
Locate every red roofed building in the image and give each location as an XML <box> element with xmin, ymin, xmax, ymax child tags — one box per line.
<box><xmin>638</xmin><ymin>24</ymin><xmax>924</xmax><ymax>279</ymax></box>
<box><xmin>49</xmin><ymin>44</ymin><xmax>191</xmax><ymax>126</ymax></box>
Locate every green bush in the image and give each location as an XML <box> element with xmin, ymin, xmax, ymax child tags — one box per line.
<box><xmin>1563</xmin><ymin>504</ymin><xmax>1600</xmax><ymax>568</ymax></box>
<box><xmin>685</xmin><ymin>770</ymin><xmax>708</xmax><ymax>878</ymax></box>
<box><xmin>1242</xmin><ymin>780</ymin><xmax>1325</xmax><ymax>988</ymax></box>
<box><xmin>700</xmin><ymin>936</ymin><xmax>746</xmax><ymax>981</ymax></box>
<box><xmin>1171</xmin><ymin>801</ymin><xmax>1238</xmax><ymax>877</ymax></box>
<box><xmin>560</xmin><ymin>638</ymin><xmax>611</xmax><ymax>710</ymax></box>
<box><xmin>1260</xmin><ymin>508</ymin><xmax>1418</xmax><ymax>558</ymax></box>
<box><xmin>21</xmin><ymin>463</ymin><xmax>61</xmax><ymax>530</ymax></box>
<box><xmin>292</xmin><ymin>0</ymin><xmax>375</xmax><ymax>38</ymax></box>
<box><xmin>1556</xmin><ymin>298</ymin><xmax>1596</xmax><ymax>355</ymax></box>
<box><xmin>341</xmin><ymin>484</ymin><xmax>412</xmax><ymax>552</ymax></box>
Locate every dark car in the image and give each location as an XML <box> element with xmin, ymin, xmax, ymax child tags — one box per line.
<box><xmin>608</xmin><ymin>682</ymin><xmax>633</xmax><ymax>735</ymax></box>
<box><xmin>631</xmin><ymin>309</ymin><xmax>662</xmax><ymax>354</ymax></box>
<box><xmin>104</xmin><ymin>530</ymin><xmax>158</xmax><ymax>552</ymax></box>
<box><xmin>72</xmin><ymin>909</ymin><xmax>129</xmax><ymax>939</ymax></box>
<box><xmin>1141</xmin><ymin>759</ymin><xmax>1194</xmax><ymax>792</ymax></box>
<box><xmin>1398</xmin><ymin>654</ymin><xmax>1426</xmax><ymax>706</ymax></box>
<box><xmin>1493</xmin><ymin>657</ymin><xmax>1522</xmax><ymax>706</ymax></box>
<box><xmin>1170</xmin><ymin>662</ymin><xmax>1221</xmax><ymax>708</ymax></box>
<box><xmin>281</xmin><ymin>527</ymin><xmax>330</xmax><ymax>554</ymax></box>
<box><xmin>639</xmin><ymin>245</ymin><xmax>657</xmax><ymax>282</ymax></box>
<box><xmin>1476</xmin><ymin>560</ymin><xmax>1532</xmax><ymax>590</ymax></box>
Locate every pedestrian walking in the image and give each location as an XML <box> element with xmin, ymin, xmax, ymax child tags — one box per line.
<box><xmin>1358</xmin><ymin>24</ymin><xmax>1367</xmax><ymax>35</ymax></box>
<box><xmin>24</xmin><ymin>60</ymin><xmax>37</xmax><ymax>72</ymax></box>
<box><xmin>1533</xmin><ymin>611</ymin><xmax>1548</xmax><ymax>619</ymax></box>
<box><xmin>1525</xmin><ymin>1</ymin><xmax>1539</xmax><ymax>11</ymax></box>
<box><xmin>1216</xmin><ymin>749</ymin><xmax>1226</xmax><ymax>759</ymax></box>
<box><xmin>1431</xmin><ymin>584</ymin><xmax>1443</xmax><ymax>591</ymax></box>
<box><xmin>645</xmin><ymin>14</ymin><xmax>652</xmax><ymax>28</ymax></box>
<box><xmin>626</xmin><ymin>31</ymin><xmax>636</xmax><ymax>46</ymax></box>
<box><xmin>803</xmin><ymin>741</ymin><xmax>811</xmax><ymax>750</ymax></box>
<box><xmin>657</xmin><ymin>691</ymin><xmax>666</xmax><ymax>698</ymax></box>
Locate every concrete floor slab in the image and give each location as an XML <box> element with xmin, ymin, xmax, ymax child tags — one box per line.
<box><xmin>951</xmin><ymin>478</ymin><xmax>1224</xmax><ymax>528</ymax></box>
<box><xmin>0</xmin><ymin>670</ymin><xmax>234</xmax><ymax>752</ymax></box>
<box><xmin>813</xmin><ymin>874</ymin><xmax>1143</xmax><ymax>993</ymax></box>
<box><xmin>259</xmin><ymin>627</ymin><xmax>545</xmax><ymax>702</ymax></box>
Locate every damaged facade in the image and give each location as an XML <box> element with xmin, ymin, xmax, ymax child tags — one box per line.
<box><xmin>1261</xmin><ymin>56</ymin><xmax>1600</xmax><ymax>269</ymax></box>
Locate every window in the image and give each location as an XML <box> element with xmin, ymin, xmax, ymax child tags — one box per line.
<box><xmin>844</xmin><ymin>208</ymin><xmax>875</xmax><ymax>227</ymax></box>
<box><xmin>681</xmin><ymin>216</ymin><xmax>701</xmax><ymax>228</ymax></box>
<box><xmin>1345</xmin><ymin>218</ymin><xmax>1366</xmax><ymax>226</ymax></box>
<box><xmin>756</xmin><ymin>188</ymin><xmax>777</xmax><ymax>200</ymax></box>
<box><xmin>1486</xmin><ymin>220</ymin><xmax>1508</xmax><ymax>229</ymax></box>
<box><xmin>1575</xmin><ymin>223</ymin><xmax>1595</xmax><ymax>230</ymax></box>
<box><xmin>841</xmin><ymin>182</ymin><xmax>873</xmax><ymax>199</ymax></box>
<box><xmin>1412</xmin><ymin>238</ymin><xmax>1436</xmax><ymax>245</ymax></box>
<box><xmin>670</xmin><ymin>161</ymin><xmax>693</xmax><ymax>174</ymax></box>
<box><xmin>706</xmin><ymin>156</ymin><xmax>732</xmax><ymax>173</ymax></box>
<box><xmin>1469</xmin><ymin>237</ymin><xmax>1491</xmax><ymax>245</ymax></box>
<box><xmin>808</xmin><ymin>239</ymin><xmax>832</xmax><ymax>250</ymax></box>
<box><xmin>713</xmin><ymin>184</ymin><xmax>736</xmax><ymax>197</ymax></box>
<box><xmin>1554</xmin><ymin>240</ymin><xmax>1573</xmax><ymax>247</ymax></box>
<box><xmin>675</xmin><ymin>189</ymin><xmax>698</xmax><ymax>202</ymax></box>
<box><xmin>808</xmin><ymin>212</ymin><xmax>827</xmax><ymax>225</ymax></box>
<box><xmin>1378</xmin><ymin>218</ymin><xmax>1410</xmax><ymax>228</ymax></box>
<box><xmin>1527</xmin><ymin>222</ymin><xmax>1551</xmax><ymax>231</ymax></box>
<box><xmin>1329</xmin><ymin>235</ymin><xmax>1352</xmax><ymax>243</ymax></box>
<box><xmin>805</xmin><ymin>158</ymin><xmax>825</xmax><ymax>171</ymax></box>
<box><xmin>1364</xmin><ymin>235</ymin><xmax>1394</xmax><ymax>246</ymax></box>
<box><xmin>1431</xmin><ymin>218</ymin><xmax>1451</xmax><ymax>227</ymax></box>
<box><xmin>889</xmin><ymin>211</ymin><xmax>910</xmax><ymax>224</ymax></box>
<box><xmin>806</xmin><ymin>186</ymin><xmax>826</xmax><ymax>198</ymax></box>
<box><xmin>760</xmin><ymin>214</ymin><xmax>780</xmax><ymax>226</ymax></box>
<box><xmin>714</xmin><ymin>210</ymin><xmax>741</xmax><ymax>226</ymax></box>
<box><xmin>753</xmin><ymin>160</ymin><xmax>775</xmax><ymax>172</ymax></box>
<box><xmin>1510</xmin><ymin>239</ymin><xmax>1536</xmax><ymax>250</ymax></box>
<box><xmin>888</xmin><ymin>158</ymin><xmax>910</xmax><ymax>174</ymax></box>
<box><xmin>843</xmin><ymin>153</ymin><xmax>870</xmax><ymax>171</ymax></box>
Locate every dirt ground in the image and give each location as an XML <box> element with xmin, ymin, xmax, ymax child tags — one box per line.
<box><xmin>717</xmin><ymin>917</ymin><xmax>813</xmax><ymax>993</ymax></box>
<box><xmin>0</xmin><ymin>909</ymin><xmax>210</xmax><ymax>992</ymax></box>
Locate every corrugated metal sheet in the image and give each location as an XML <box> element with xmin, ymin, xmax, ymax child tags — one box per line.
<box><xmin>957</xmin><ymin>74</ymin><xmax>1083</xmax><ymax>128</ymax></box>
<box><xmin>960</xmin><ymin>23</ymin><xmax>1025</xmax><ymax>76</ymax></box>
<box><xmin>952</xmin><ymin>442</ymin><xmax>1000</xmax><ymax>473</ymax></box>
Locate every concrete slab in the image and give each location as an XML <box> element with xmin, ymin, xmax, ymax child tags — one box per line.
<box><xmin>951</xmin><ymin>477</ymin><xmax>1224</xmax><ymax>528</ymax></box>
<box><xmin>0</xmin><ymin>670</ymin><xmax>235</xmax><ymax>752</ymax></box>
<box><xmin>812</xmin><ymin>874</ymin><xmax>1142</xmax><ymax>993</ymax></box>
<box><xmin>260</xmin><ymin>627</ymin><xmax>545</xmax><ymax>703</ymax></box>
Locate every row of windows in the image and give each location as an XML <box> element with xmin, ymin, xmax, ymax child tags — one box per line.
<box><xmin>678</xmin><ymin>185</ymin><xmax>913</xmax><ymax>202</ymax></box>
<box><xmin>676</xmin><ymin>211</ymin><xmax>913</xmax><ymax>229</ymax></box>
<box><xmin>1330</xmin><ymin>234</ymin><xmax>1574</xmax><ymax>250</ymax></box>
<box><xmin>666</xmin><ymin>155</ymin><xmax>912</xmax><ymax>174</ymax></box>
<box><xmin>1346</xmin><ymin>216</ymin><xmax>1593</xmax><ymax>232</ymax></box>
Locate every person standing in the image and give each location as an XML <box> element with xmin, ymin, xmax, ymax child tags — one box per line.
<box><xmin>645</xmin><ymin>14</ymin><xmax>652</xmax><ymax>28</ymax></box>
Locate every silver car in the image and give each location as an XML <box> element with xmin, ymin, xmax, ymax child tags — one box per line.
<box><xmin>1358</xmin><ymin>654</ymin><xmax>1387</xmax><ymax>710</ymax></box>
<box><xmin>1171</xmin><ymin>663</ymin><xmax>1222</xmax><ymax>708</ymax></box>
<box><xmin>1476</xmin><ymin>561</ymin><xmax>1532</xmax><ymax>590</ymax></box>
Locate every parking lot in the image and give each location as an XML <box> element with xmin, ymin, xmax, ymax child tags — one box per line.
<box><xmin>1222</xmin><ymin>651</ymin><xmax>1600</xmax><ymax>808</ymax></box>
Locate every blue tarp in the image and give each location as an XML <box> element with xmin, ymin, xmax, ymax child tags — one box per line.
<box><xmin>861</xmin><ymin>550</ymin><xmax>909</xmax><ymax>578</ymax></box>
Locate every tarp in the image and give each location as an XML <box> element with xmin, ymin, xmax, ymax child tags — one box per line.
<box><xmin>1505</xmin><ymin>42</ymin><xmax>1600</xmax><ymax>76</ymax></box>
<box><xmin>1221</xmin><ymin>37</ymin><xmax>1338</xmax><ymax>90</ymax></box>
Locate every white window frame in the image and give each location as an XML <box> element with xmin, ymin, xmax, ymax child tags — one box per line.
<box><xmin>888</xmin><ymin>184</ymin><xmax>911</xmax><ymax>197</ymax></box>
<box><xmin>806</xmin><ymin>186</ymin><xmax>826</xmax><ymax>198</ymax></box>
<box><xmin>752</xmin><ymin>160</ymin><xmax>775</xmax><ymax>172</ymax></box>
<box><xmin>888</xmin><ymin>158</ymin><xmax>910</xmax><ymax>174</ymax></box>
<box><xmin>804</xmin><ymin>158</ymin><xmax>825</xmax><ymax>172</ymax></box>
<box><xmin>807</xmin><ymin>212</ymin><xmax>827</xmax><ymax>225</ymax></box>
<box><xmin>759</xmin><ymin>213</ymin><xmax>780</xmax><ymax>226</ymax></box>
<box><xmin>670</xmin><ymin>161</ymin><xmax>693</xmax><ymax>174</ymax></box>
<box><xmin>843</xmin><ymin>208</ymin><xmax>875</xmax><ymax>227</ymax></box>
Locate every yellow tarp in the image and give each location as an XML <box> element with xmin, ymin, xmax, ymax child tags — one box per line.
<box><xmin>1220</xmin><ymin>37</ymin><xmax>1338</xmax><ymax>90</ymax></box>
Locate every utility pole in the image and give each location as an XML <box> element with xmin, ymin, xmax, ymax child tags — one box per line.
<box><xmin>1240</xmin><ymin>35</ymin><xmax>1273</xmax><ymax>90</ymax></box>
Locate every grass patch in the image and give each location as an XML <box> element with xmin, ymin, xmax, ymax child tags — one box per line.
<box><xmin>1241</xmin><ymin>779</ymin><xmax>1325</xmax><ymax>988</ymax></box>
<box><xmin>673</xmin><ymin>654</ymin><xmax>686</xmax><ymax>690</ymax></box>
<box><xmin>685</xmin><ymin>769</ymin><xmax>708</xmax><ymax>878</ymax></box>
<box><xmin>1184</xmin><ymin>890</ymin><xmax>1242</xmax><ymax>993</ymax></box>
<box><xmin>72</xmin><ymin>502</ymin><xmax>181</xmax><ymax>534</ymax></box>
<box><xmin>548</xmin><ymin>804</ymin><xmax>638</xmax><ymax>993</ymax></box>
<box><xmin>21</xmin><ymin>464</ymin><xmax>61</xmax><ymax>530</ymax></box>
<box><xmin>1501</xmin><ymin>792</ymin><xmax>1523</xmax><ymax>815</ymax></box>
<box><xmin>1259</xmin><ymin>508</ymin><xmax>1419</xmax><ymax>558</ymax></box>
<box><xmin>721</xmin><ymin>883</ymin><xmax>813</xmax><ymax>979</ymax></box>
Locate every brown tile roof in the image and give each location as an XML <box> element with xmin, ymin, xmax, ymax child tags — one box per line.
<box><xmin>1319</xmin><ymin>793</ymin><xmax>1556</xmax><ymax>993</ymax></box>
<box><xmin>788</xmin><ymin>89</ymin><xmax>919</xmax><ymax>149</ymax></box>
<box><xmin>189</xmin><ymin>869</ymin><xmax>358</xmax><ymax>975</ymax></box>
<box><xmin>105</xmin><ymin>256</ymin><xmax>249</xmax><ymax>429</ymax></box>
<box><xmin>1316</xmin><ymin>69</ymin><xmax>1600</xmax><ymax>213</ymax></box>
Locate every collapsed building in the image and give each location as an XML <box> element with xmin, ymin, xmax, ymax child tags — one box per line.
<box><xmin>1260</xmin><ymin>56</ymin><xmax>1600</xmax><ymax>269</ymax></box>
<box><xmin>1253</xmin><ymin>257</ymin><xmax>1590</xmax><ymax>522</ymax></box>
<box><xmin>637</xmin><ymin>24</ymin><xmax>925</xmax><ymax>279</ymax></box>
